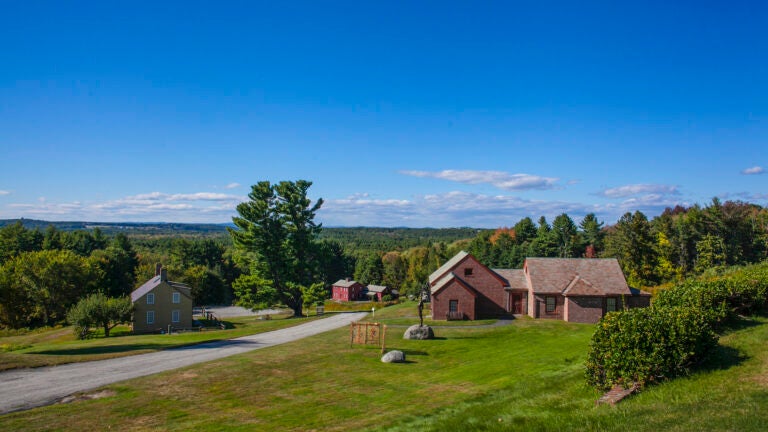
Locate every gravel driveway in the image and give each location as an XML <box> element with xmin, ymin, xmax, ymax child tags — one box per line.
<box><xmin>0</xmin><ymin>312</ymin><xmax>367</xmax><ymax>414</ymax></box>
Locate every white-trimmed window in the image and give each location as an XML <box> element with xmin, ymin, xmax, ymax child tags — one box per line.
<box><xmin>172</xmin><ymin>310</ymin><xmax>180</xmax><ymax>323</ymax></box>
<box><xmin>172</xmin><ymin>292</ymin><xmax>180</xmax><ymax>304</ymax></box>
<box><xmin>545</xmin><ymin>296</ymin><xmax>556</xmax><ymax>313</ymax></box>
<box><xmin>147</xmin><ymin>293</ymin><xmax>155</xmax><ymax>305</ymax></box>
<box><xmin>146</xmin><ymin>310</ymin><xmax>155</xmax><ymax>324</ymax></box>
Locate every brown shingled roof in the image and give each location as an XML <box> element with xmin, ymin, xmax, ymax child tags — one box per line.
<box><xmin>492</xmin><ymin>268</ymin><xmax>528</xmax><ymax>290</ymax></box>
<box><xmin>430</xmin><ymin>272</ymin><xmax>478</xmax><ymax>297</ymax></box>
<box><xmin>525</xmin><ymin>258</ymin><xmax>631</xmax><ymax>296</ymax></box>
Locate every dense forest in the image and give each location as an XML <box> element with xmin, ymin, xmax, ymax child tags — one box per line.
<box><xmin>1</xmin><ymin>197</ymin><xmax>767</xmax><ymax>329</ymax></box>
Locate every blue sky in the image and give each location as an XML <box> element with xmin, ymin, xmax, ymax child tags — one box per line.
<box><xmin>1</xmin><ymin>1</ymin><xmax>766</xmax><ymax>227</ymax></box>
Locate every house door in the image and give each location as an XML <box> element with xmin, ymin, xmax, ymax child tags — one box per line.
<box><xmin>511</xmin><ymin>293</ymin><xmax>523</xmax><ymax>314</ymax></box>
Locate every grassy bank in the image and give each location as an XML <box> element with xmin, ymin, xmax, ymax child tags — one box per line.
<box><xmin>0</xmin><ymin>312</ymin><xmax>317</xmax><ymax>371</ymax></box>
<box><xmin>1</xmin><ymin>303</ymin><xmax>765</xmax><ymax>431</ymax></box>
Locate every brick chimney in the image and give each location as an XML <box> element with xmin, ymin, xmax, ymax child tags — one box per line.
<box><xmin>160</xmin><ymin>268</ymin><xmax>167</xmax><ymax>282</ymax></box>
<box><xmin>155</xmin><ymin>263</ymin><xmax>162</xmax><ymax>277</ymax></box>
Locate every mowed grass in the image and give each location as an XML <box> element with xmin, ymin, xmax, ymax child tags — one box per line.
<box><xmin>0</xmin><ymin>312</ymin><xmax>318</xmax><ymax>371</ymax></box>
<box><xmin>1</xmin><ymin>302</ymin><xmax>766</xmax><ymax>431</ymax></box>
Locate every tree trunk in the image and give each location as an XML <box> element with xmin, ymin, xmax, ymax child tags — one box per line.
<box><xmin>104</xmin><ymin>323</ymin><xmax>110</xmax><ymax>338</ymax></box>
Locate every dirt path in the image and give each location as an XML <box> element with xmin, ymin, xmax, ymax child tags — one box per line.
<box><xmin>0</xmin><ymin>312</ymin><xmax>367</xmax><ymax>415</ymax></box>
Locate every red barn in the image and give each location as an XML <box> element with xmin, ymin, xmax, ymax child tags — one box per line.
<box><xmin>332</xmin><ymin>278</ymin><xmax>364</xmax><ymax>301</ymax></box>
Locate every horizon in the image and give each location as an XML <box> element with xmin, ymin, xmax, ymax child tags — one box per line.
<box><xmin>2</xmin><ymin>2</ymin><xmax>767</xmax><ymax>227</ymax></box>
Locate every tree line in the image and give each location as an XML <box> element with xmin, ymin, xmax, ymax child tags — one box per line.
<box><xmin>2</xmin><ymin>179</ymin><xmax>767</xmax><ymax>330</ymax></box>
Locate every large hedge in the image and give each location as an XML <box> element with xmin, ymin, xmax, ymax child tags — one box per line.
<box><xmin>585</xmin><ymin>262</ymin><xmax>768</xmax><ymax>391</ymax></box>
<box><xmin>585</xmin><ymin>306</ymin><xmax>718</xmax><ymax>390</ymax></box>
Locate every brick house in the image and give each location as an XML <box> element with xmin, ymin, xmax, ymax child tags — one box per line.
<box><xmin>131</xmin><ymin>264</ymin><xmax>194</xmax><ymax>333</ymax></box>
<box><xmin>429</xmin><ymin>251</ymin><xmax>650</xmax><ymax>323</ymax></box>
<box><xmin>332</xmin><ymin>278</ymin><xmax>364</xmax><ymax>301</ymax></box>
<box><xmin>364</xmin><ymin>284</ymin><xmax>390</xmax><ymax>301</ymax></box>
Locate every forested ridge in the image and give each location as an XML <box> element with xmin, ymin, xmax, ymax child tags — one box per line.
<box><xmin>1</xmin><ymin>197</ymin><xmax>767</xmax><ymax>330</ymax></box>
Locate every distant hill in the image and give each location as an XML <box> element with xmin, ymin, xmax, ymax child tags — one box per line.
<box><xmin>0</xmin><ymin>219</ymin><xmax>232</xmax><ymax>235</ymax></box>
<box><xmin>0</xmin><ymin>219</ymin><xmax>484</xmax><ymax>246</ymax></box>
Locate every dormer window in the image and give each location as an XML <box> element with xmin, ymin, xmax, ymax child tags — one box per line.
<box><xmin>147</xmin><ymin>293</ymin><xmax>155</xmax><ymax>305</ymax></box>
<box><xmin>464</xmin><ymin>268</ymin><xmax>473</xmax><ymax>277</ymax></box>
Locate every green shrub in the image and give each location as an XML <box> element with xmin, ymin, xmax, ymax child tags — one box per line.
<box><xmin>586</xmin><ymin>261</ymin><xmax>768</xmax><ymax>391</ymax></box>
<box><xmin>585</xmin><ymin>306</ymin><xmax>718</xmax><ymax>390</ymax></box>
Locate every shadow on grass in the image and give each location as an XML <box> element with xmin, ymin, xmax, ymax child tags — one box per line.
<box><xmin>400</xmin><ymin>349</ymin><xmax>429</xmax><ymax>356</ymax></box>
<box><xmin>720</xmin><ymin>315</ymin><xmax>764</xmax><ymax>333</ymax></box>
<box><xmin>32</xmin><ymin>337</ymin><xmax>261</xmax><ymax>356</ymax></box>
<box><xmin>699</xmin><ymin>344</ymin><xmax>748</xmax><ymax>372</ymax></box>
<box><xmin>33</xmin><ymin>343</ymin><xmax>189</xmax><ymax>356</ymax></box>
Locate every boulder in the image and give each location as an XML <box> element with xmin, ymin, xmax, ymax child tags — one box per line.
<box><xmin>403</xmin><ymin>324</ymin><xmax>434</xmax><ymax>340</ymax></box>
<box><xmin>381</xmin><ymin>350</ymin><xmax>406</xmax><ymax>363</ymax></box>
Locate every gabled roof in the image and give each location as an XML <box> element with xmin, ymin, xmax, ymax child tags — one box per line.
<box><xmin>525</xmin><ymin>258</ymin><xmax>631</xmax><ymax>296</ymax></box>
<box><xmin>130</xmin><ymin>276</ymin><xmax>192</xmax><ymax>303</ymax></box>
<box><xmin>333</xmin><ymin>279</ymin><xmax>360</xmax><ymax>288</ymax></box>
<box><xmin>366</xmin><ymin>285</ymin><xmax>388</xmax><ymax>293</ymax></box>
<box><xmin>428</xmin><ymin>251</ymin><xmax>470</xmax><ymax>284</ymax></box>
<box><xmin>492</xmin><ymin>269</ymin><xmax>527</xmax><ymax>290</ymax></box>
<box><xmin>430</xmin><ymin>272</ymin><xmax>478</xmax><ymax>297</ymax></box>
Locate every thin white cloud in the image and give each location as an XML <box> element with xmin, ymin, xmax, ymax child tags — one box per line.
<box><xmin>741</xmin><ymin>166</ymin><xmax>765</xmax><ymax>175</ymax></box>
<box><xmin>597</xmin><ymin>184</ymin><xmax>679</xmax><ymax>199</ymax></box>
<box><xmin>0</xmin><ymin>190</ymin><xmax>249</xmax><ymax>223</ymax></box>
<box><xmin>400</xmin><ymin>169</ymin><xmax>559</xmax><ymax>191</ymax></box>
<box><xmin>719</xmin><ymin>192</ymin><xmax>768</xmax><ymax>201</ymax></box>
<box><xmin>321</xmin><ymin>191</ymin><xmax>600</xmax><ymax>227</ymax></box>
<box><xmin>224</xmin><ymin>182</ymin><xmax>241</xmax><ymax>189</ymax></box>
<box><xmin>125</xmin><ymin>192</ymin><xmax>241</xmax><ymax>202</ymax></box>
<box><xmin>0</xmin><ymin>190</ymin><xmax>10</xmax><ymax>196</ymax></box>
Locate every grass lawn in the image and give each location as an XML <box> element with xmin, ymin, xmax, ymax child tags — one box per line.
<box><xmin>0</xmin><ymin>312</ymin><xmax>320</xmax><ymax>371</ymax></box>
<box><xmin>363</xmin><ymin>300</ymin><xmax>499</xmax><ymax>326</ymax></box>
<box><xmin>0</xmin><ymin>302</ymin><xmax>765</xmax><ymax>431</ymax></box>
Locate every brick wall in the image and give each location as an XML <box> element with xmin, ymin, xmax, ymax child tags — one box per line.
<box><xmin>456</xmin><ymin>257</ymin><xmax>507</xmax><ymax>317</ymax></box>
<box><xmin>565</xmin><ymin>297</ymin><xmax>605</xmax><ymax>323</ymax></box>
<box><xmin>431</xmin><ymin>279</ymin><xmax>476</xmax><ymax>320</ymax></box>
<box><xmin>531</xmin><ymin>294</ymin><xmax>564</xmax><ymax>320</ymax></box>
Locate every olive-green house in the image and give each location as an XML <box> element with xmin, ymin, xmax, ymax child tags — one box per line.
<box><xmin>131</xmin><ymin>265</ymin><xmax>193</xmax><ymax>333</ymax></box>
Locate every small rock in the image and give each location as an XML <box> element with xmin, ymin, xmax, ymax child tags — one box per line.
<box><xmin>381</xmin><ymin>350</ymin><xmax>406</xmax><ymax>363</ymax></box>
<box><xmin>403</xmin><ymin>324</ymin><xmax>434</xmax><ymax>340</ymax></box>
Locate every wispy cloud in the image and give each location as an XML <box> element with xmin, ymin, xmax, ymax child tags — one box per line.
<box><xmin>741</xmin><ymin>166</ymin><xmax>765</xmax><ymax>175</ymax></box>
<box><xmin>321</xmin><ymin>191</ymin><xmax>599</xmax><ymax>227</ymax></box>
<box><xmin>0</xmin><ymin>190</ymin><xmax>10</xmax><ymax>196</ymax></box>
<box><xmin>718</xmin><ymin>191</ymin><xmax>768</xmax><ymax>201</ymax></box>
<box><xmin>400</xmin><ymin>170</ymin><xmax>559</xmax><ymax>191</ymax></box>
<box><xmin>0</xmin><ymin>191</ymin><xmax>248</xmax><ymax>223</ymax></box>
<box><xmin>224</xmin><ymin>182</ymin><xmax>241</xmax><ymax>189</ymax></box>
<box><xmin>597</xmin><ymin>184</ymin><xmax>679</xmax><ymax>199</ymax></box>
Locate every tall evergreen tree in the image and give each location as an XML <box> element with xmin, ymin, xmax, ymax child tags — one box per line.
<box><xmin>228</xmin><ymin>180</ymin><xmax>323</xmax><ymax>316</ymax></box>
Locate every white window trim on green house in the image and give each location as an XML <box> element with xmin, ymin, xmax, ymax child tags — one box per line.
<box><xmin>172</xmin><ymin>292</ymin><xmax>180</xmax><ymax>303</ymax></box>
<box><xmin>172</xmin><ymin>309</ymin><xmax>180</xmax><ymax>323</ymax></box>
<box><xmin>147</xmin><ymin>293</ymin><xmax>155</xmax><ymax>304</ymax></box>
<box><xmin>147</xmin><ymin>310</ymin><xmax>155</xmax><ymax>324</ymax></box>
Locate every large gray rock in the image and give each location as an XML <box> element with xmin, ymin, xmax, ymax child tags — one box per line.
<box><xmin>403</xmin><ymin>324</ymin><xmax>434</xmax><ymax>340</ymax></box>
<box><xmin>381</xmin><ymin>350</ymin><xmax>406</xmax><ymax>363</ymax></box>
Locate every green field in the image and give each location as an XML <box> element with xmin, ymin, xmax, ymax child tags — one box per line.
<box><xmin>0</xmin><ymin>302</ymin><xmax>765</xmax><ymax>431</ymax></box>
<box><xmin>0</xmin><ymin>312</ymin><xmax>316</xmax><ymax>371</ymax></box>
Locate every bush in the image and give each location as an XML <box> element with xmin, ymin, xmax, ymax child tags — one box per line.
<box><xmin>585</xmin><ymin>306</ymin><xmax>718</xmax><ymax>390</ymax></box>
<box><xmin>585</xmin><ymin>261</ymin><xmax>768</xmax><ymax>391</ymax></box>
